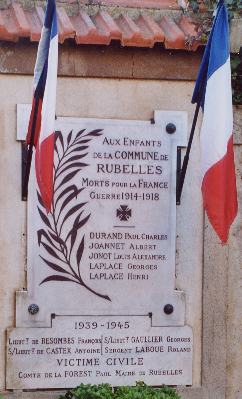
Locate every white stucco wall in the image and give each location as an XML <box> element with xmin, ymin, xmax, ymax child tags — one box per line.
<box><xmin>0</xmin><ymin>75</ymin><xmax>240</xmax><ymax>398</ymax></box>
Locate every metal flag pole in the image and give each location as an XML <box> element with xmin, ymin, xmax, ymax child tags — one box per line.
<box><xmin>176</xmin><ymin>101</ymin><xmax>201</xmax><ymax>204</ymax></box>
<box><xmin>176</xmin><ymin>0</ymin><xmax>222</xmax><ymax>204</ymax></box>
<box><xmin>22</xmin><ymin>97</ymin><xmax>39</xmax><ymax>201</ymax></box>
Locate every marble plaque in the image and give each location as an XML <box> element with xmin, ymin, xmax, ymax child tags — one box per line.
<box><xmin>16</xmin><ymin>111</ymin><xmax>187</xmax><ymax>327</ymax></box>
<box><xmin>7</xmin><ymin>110</ymin><xmax>193</xmax><ymax>389</ymax></box>
<box><xmin>7</xmin><ymin>316</ymin><xmax>192</xmax><ymax>388</ymax></box>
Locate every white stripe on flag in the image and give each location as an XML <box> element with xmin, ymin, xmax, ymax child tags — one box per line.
<box><xmin>39</xmin><ymin>34</ymin><xmax>58</xmax><ymax>143</ymax></box>
<box><xmin>200</xmin><ymin>57</ymin><xmax>233</xmax><ymax>177</ymax></box>
<box><xmin>33</xmin><ymin>27</ymin><xmax>50</xmax><ymax>90</ymax></box>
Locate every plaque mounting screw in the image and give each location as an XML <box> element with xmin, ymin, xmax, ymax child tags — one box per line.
<box><xmin>163</xmin><ymin>304</ymin><xmax>174</xmax><ymax>315</ymax></box>
<box><xmin>166</xmin><ymin>123</ymin><xmax>176</xmax><ymax>134</ymax></box>
<box><xmin>28</xmin><ymin>304</ymin><xmax>39</xmax><ymax>315</ymax></box>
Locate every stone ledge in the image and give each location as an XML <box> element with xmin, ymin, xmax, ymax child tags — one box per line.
<box><xmin>234</xmin><ymin>106</ymin><xmax>242</xmax><ymax>145</ymax></box>
<box><xmin>0</xmin><ymin>41</ymin><xmax>202</xmax><ymax>80</ymax></box>
<box><xmin>230</xmin><ymin>18</ymin><xmax>242</xmax><ymax>53</ymax></box>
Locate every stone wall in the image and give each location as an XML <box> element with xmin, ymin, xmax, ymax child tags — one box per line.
<box><xmin>0</xmin><ymin>74</ymin><xmax>241</xmax><ymax>398</ymax></box>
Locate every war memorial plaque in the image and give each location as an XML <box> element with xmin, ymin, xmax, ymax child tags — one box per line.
<box><xmin>7</xmin><ymin>110</ymin><xmax>193</xmax><ymax>388</ymax></box>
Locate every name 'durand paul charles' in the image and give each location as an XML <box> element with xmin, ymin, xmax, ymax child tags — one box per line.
<box><xmin>85</xmin><ymin>231</ymin><xmax>167</xmax><ymax>281</ymax></box>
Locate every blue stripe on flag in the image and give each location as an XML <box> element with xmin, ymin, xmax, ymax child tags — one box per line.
<box><xmin>192</xmin><ymin>0</ymin><xmax>230</xmax><ymax>107</ymax></box>
<box><xmin>51</xmin><ymin>10</ymin><xmax>57</xmax><ymax>39</ymax></box>
<box><xmin>44</xmin><ymin>0</ymin><xmax>57</xmax><ymax>38</ymax></box>
<box><xmin>207</xmin><ymin>2</ymin><xmax>229</xmax><ymax>79</ymax></box>
<box><xmin>34</xmin><ymin>0</ymin><xmax>57</xmax><ymax>99</ymax></box>
<box><xmin>35</xmin><ymin>61</ymin><xmax>48</xmax><ymax>99</ymax></box>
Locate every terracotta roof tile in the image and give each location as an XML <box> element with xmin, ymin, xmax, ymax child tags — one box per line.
<box><xmin>178</xmin><ymin>15</ymin><xmax>200</xmax><ymax>50</ymax></box>
<box><xmin>96</xmin><ymin>11</ymin><xmax>122</xmax><ymax>41</ymax></box>
<box><xmin>73</xmin><ymin>12</ymin><xmax>98</xmax><ymax>44</ymax></box>
<box><xmin>117</xmin><ymin>14</ymin><xmax>145</xmax><ymax>47</ymax></box>
<box><xmin>92</xmin><ymin>11</ymin><xmax>117</xmax><ymax>44</ymax></box>
<box><xmin>78</xmin><ymin>0</ymin><xmax>180</xmax><ymax>10</ymax></box>
<box><xmin>12</xmin><ymin>3</ymin><xmax>30</xmax><ymax>36</ymax></box>
<box><xmin>0</xmin><ymin>11</ymin><xmax>13</xmax><ymax>41</ymax></box>
<box><xmin>160</xmin><ymin>15</ymin><xmax>185</xmax><ymax>49</ymax></box>
<box><xmin>0</xmin><ymin>8</ymin><xmax>19</xmax><ymax>42</ymax></box>
<box><xmin>138</xmin><ymin>14</ymin><xmax>165</xmax><ymax>44</ymax></box>
<box><xmin>36</xmin><ymin>5</ymin><xmax>45</xmax><ymax>26</ymax></box>
<box><xmin>26</xmin><ymin>8</ymin><xmax>43</xmax><ymax>42</ymax></box>
<box><xmin>0</xmin><ymin>2</ymin><xmax>201</xmax><ymax>51</ymax></box>
<box><xmin>57</xmin><ymin>7</ymin><xmax>75</xmax><ymax>43</ymax></box>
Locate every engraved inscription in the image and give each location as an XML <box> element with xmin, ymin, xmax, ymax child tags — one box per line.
<box><xmin>8</xmin><ymin>112</ymin><xmax>191</xmax><ymax>389</ymax></box>
<box><xmin>7</xmin><ymin>316</ymin><xmax>192</xmax><ymax>388</ymax></box>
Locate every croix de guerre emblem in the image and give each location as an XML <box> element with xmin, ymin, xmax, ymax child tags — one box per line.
<box><xmin>116</xmin><ymin>205</ymin><xmax>132</xmax><ymax>221</ymax></box>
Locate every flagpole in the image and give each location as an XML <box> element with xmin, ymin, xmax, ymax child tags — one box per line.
<box><xmin>176</xmin><ymin>101</ymin><xmax>201</xmax><ymax>204</ymax></box>
<box><xmin>22</xmin><ymin>97</ymin><xmax>39</xmax><ymax>200</ymax></box>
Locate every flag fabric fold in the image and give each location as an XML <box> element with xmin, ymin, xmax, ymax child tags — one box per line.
<box><xmin>26</xmin><ymin>0</ymin><xmax>58</xmax><ymax>212</ymax></box>
<box><xmin>192</xmin><ymin>0</ymin><xmax>237</xmax><ymax>243</ymax></box>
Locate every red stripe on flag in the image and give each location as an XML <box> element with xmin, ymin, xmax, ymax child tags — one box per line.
<box><xmin>202</xmin><ymin>136</ymin><xmax>238</xmax><ymax>243</ymax></box>
<box><xmin>35</xmin><ymin>133</ymin><xmax>55</xmax><ymax>212</ymax></box>
<box><xmin>26</xmin><ymin>97</ymin><xmax>43</xmax><ymax>147</ymax></box>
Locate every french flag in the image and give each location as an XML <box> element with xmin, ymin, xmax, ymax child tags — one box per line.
<box><xmin>26</xmin><ymin>0</ymin><xmax>58</xmax><ymax>212</ymax></box>
<box><xmin>192</xmin><ymin>0</ymin><xmax>237</xmax><ymax>244</ymax></box>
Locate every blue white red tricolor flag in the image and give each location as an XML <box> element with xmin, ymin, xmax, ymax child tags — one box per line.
<box><xmin>26</xmin><ymin>0</ymin><xmax>58</xmax><ymax>212</ymax></box>
<box><xmin>192</xmin><ymin>0</ymin><xmax>237</xmax><ymax>243</ymax></box>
